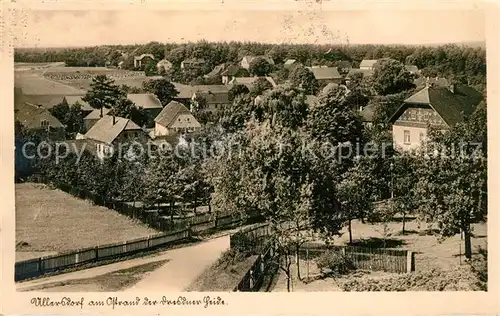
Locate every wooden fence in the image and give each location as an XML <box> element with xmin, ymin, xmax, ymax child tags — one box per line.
<box><xmin>15</xmin><ymin>228</ymin><xmax>190</xmax><ymax>282</ymax></box>
<box><xmin>298</xmin><ymin>244</ymin><xmax>414</xmax><ymax>274</ymax></box>
<box><xmin>233</xmin><ymin>246</ymin><xmax>274</xmax><ymax>292</ymax></box>
<box><xmin>27</xmin><ymin>175</ymin><xmax>265</xmax><ymax>234</ymax></box>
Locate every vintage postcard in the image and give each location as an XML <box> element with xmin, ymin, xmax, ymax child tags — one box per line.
<box><xmin>1</xmin><ymin>1</ymin><xmax>499</xmax><ymax>315</ymax></box>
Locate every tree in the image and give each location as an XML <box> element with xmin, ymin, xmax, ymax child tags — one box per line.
<box><xmin>248</xmin><ymin>57</ymin><xmax>274</xmax><ymax>76</ymax></box>
<box><xmin>112</xmin><ymin>97</ymin><xmax>150</xmax><ymax>128</ymax></box>
<box><xmin>142</xmin><ymin>77</ymin><xmax>179</xmax><ymax>106</ymax></box>
<box><xmin>256</xmin><ymin>85</ymin><xmax>309</xmax><ymax>129</ymax></box>
<box><xmin>415</xmin><ymin>103</ymin><xmax>487</xmax><ymax>259</ymax></box>
<box><xmin>289</xmin><ymin>65</ymin><xmax>319</xmax><ymax>95</ymax></box>
<box><xmin>82</xmin><ymin>75</ymin><xmax>123</xmax><ymax>118</ymax></box>
<box><xmin>250</xmin><ymin>77</ymin><xmax>273</xmax><ymax>97</ymax></box>
<box><xmin>228</xmin><ymin>84</ymin><xmax>250</xmax><ymax>101</ymax></box>
<box><xmin>336</xmin><ymin>156</ymin><xmax>376</xmax><ymax>244</ymax></box>
<box><xmin>372</xmin><ymin>58</ymin><xmax>416</xmax><ymax>95</ymax></box>
<box><xmin>49</xmin><ymin>102</ymin><xmax>85</xmax><ymax>138</ymax></box>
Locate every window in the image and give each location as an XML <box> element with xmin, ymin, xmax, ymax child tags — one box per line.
<box><xmin>404</xmin><ymin>130</ymin><xmax>411</xmax><ymax>145</ymax></box>
<box><xmin>41</xmin><ymin>120</ymin><xmax>49</xmax><ymax>127</ymax></box>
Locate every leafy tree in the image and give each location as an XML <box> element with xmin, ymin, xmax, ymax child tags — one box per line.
<box><xmin>289</xmin><ymin>65</ymin><xmax>319</xmax><ymax>95</ymax></box>
<box><xmin>250</xmin><ymin>77</ymin><xmax>273</xmax><ymax>97</ymax></box>
<box><xmin>372</xmin><ymin>58</ymin><xmax>416</xmax><ymax>95</ymax></box>
<box><xmin>228</xmin><ymin>84</ymin><xmax>250</xmax><ymax>101</ymax></box>
<box><xmin>256</xmin><ymin>85</ymin><xmax>309</xmax><ymax>129</ymax></box>
<box><xmin>415</xmin><ymin>103</ymin><xmax>487</xmax><ymax>259</ymax></box>
<box><xmin>49</xmin><ymin>102</ymin><xmax>85</xmax><ymax>138</ymax></box>
<box><xmin>336</xmin><ymin>156</ymin><xmax>376</xmax><ymax>244</ymax></box>
<box><xmin>112</xmin><ymin>97</ymin><xmax>150</xmax><ymax>128</ymax></box>
<box><xmin>82</xmin><ymin>75</ymin><xmax>123</xmax><ymax>117</ymax></box>
<box><xmin>248</xmin><ymin>57</ymin><xmax>274</xmax><ymax>76</ymax></box>
<box><xmin>142</xmin><ymin>77</ymin><xmax>179</xmax><ymax>106</ymax></box>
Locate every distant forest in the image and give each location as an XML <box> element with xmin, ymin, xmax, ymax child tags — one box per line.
<box><xmin>14</xmin><ymin>41</ymin><xmax>487</xmax><ymax>91</ymax></box>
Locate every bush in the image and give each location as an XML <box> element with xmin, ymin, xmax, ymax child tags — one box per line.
<box><xmin>338</xmin><ymin>266</ymin><xmax>484</xmax><ymax>291</ymax></box>
<box><xmin>215</xmin><ymin>248</ymin><xmax>250</xmax><ymax>269</ymax></box>
<box><xmin>469</xmin><ymin>245</ymin><xmax>487</xmax><ymax>290</ymax></box>
<box><xmin>315</xmin><ymin>250</ymin><xmax>355</xmax><ymax>275</ymax></box>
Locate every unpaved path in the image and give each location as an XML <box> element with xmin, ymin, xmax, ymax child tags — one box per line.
<box><xmin>17</xmin><ymin>236</ymin><xmax>230</xmax><ymax>292</ymax></box>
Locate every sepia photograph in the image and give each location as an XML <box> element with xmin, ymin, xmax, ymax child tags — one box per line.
<box><xmin>9</xmin><ymin>6</ymin><xmax>490</xmax><ymax>297</ymax></box>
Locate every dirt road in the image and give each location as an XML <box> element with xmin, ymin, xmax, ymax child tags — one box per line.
<box><xmin>17</xmin><ymin>235</ymin><xmax>230</xmax><ymax>292</ymax></box>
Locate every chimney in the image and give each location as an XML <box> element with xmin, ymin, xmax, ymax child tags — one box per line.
<box><xmin>113</xmin><ymin>114</ymin><xmax>116</xmax><ymax>125</ymax></box>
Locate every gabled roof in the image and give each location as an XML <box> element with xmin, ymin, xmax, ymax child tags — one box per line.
<box><xmin>242</xmin><ymin>56</ymin><xmax>275</xmax><ymax>65</ymax></box>
<box><xmin>64</xmin><ymin>96</ymin><xmax>93</xmax><ymax>112</ymax></box>
<box><xmin>84</xmin><ymin>108</ymin><xmax>111</xmax><ymax>120</ymax></box>
<box><xmin>306</xmin><ymin>67</ymin><xmax>342</xmax><ymax>80</ymax></box>
<box><xmin>390</xmin><ymin>84</ymin><xmax>483</xmax><ymax>127</ymax></box>
<box><xmin>15</xmin><ymin>102</ymin><xmax>64</xmax><ymax>129</ymax></box>
<box><xmin>360</xmin><ymin>59</ymin><xmax>378</xmax><ymax>68</ymax></box>
<box><xmin>155</xmin><ymin>101</ymin><xmax>191</xmax><ymax>127</ymax></box>
<box><xmin>192</xmin><ymin>85</ymin><xmax>230</xmax><ymax>94</ymax></box>
<box><xmin>84</xmin><ymin>115</ymin><xmax>142</xmax><ymax>145</ymax></box>
<box><xmin>171</xmin><ymin>82</ymin><xmax>195</xmax><ymax>99</ymax></box>
<box><xmin>346</xmin><ymin>68</ymin><xmax>373</xmax><ymax>78</ymax></box>
<box><xmin>228</xmin><ymin>76</ymin><xmax>277</xmax><ymax>88</ymax></box>
<box><xmin>157</xmin><ymin>59</ymin><xmax>172</xmax><ymax>65</ymax></box>
<box><xmin>414</xmin><ymin>77</ymin><xmax>450</xmax><ymax>89</ymax></box>
<box><xmin>127</xmin><ymin>93</ymin><xmax>163</xmax><ymax>109</ymax></box>
<box><xmin>205</xmin><ymin>64</ymin><xmax>226</xmax><ymax>77</ymax></box>
<box><xmin>134</xmin><ymin>54</ymin><xmax>155</xmax><ymax>61</ymax></box>
<box><xmin>284</xmin><ymin>59</ymin><xmax>297</xmax><ymax>65</ymax></box>
<box><xmin>221</xmin><ymin>65</ymin><xmax>248</xmax><ymax>77</ymax></box>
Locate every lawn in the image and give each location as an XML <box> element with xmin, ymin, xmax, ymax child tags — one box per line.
<box><xmin>15</xmin><ymin>183</ymin><xmax>159</xmax><ymax>257</ymax></box>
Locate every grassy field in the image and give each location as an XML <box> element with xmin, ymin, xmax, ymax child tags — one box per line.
<box><xmin>16</xmin><ymin>183</ymin><xmax>159</xmax><ymax>256</ymax></box>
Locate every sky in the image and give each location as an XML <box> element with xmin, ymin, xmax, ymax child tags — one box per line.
<box><xmin>12</xmin><ymin>9</ymin><xmax>485</xmax><ymax>48</ymax></box>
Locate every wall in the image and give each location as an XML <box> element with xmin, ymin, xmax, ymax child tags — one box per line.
<box><xmin>392</xmin><ymin>124</ymin><xmax>427</xmax><ymax>151</ymax></box>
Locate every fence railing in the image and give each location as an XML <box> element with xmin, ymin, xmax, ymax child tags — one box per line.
<box><xmin>15</xmin><ymin>228</ymin><xmax>190</xmax><ymax>282</ymax></box>
<box><xmin>298</xmin><ymin>244</ymin><xmax>413</xmax><ymax>274</ymax></box>
<box><xmin>233</xmin><ymin>246</ymin><xmax>274</xmax><ymax>292</ymax></box>
<box><xmin>26</xmin><ymin>175</ymin><xmax>265</xmax><ymax>234</ymax></box>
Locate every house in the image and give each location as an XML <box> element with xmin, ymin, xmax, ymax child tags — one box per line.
<box><xmin>414</xmin><ymin>76</ymin><xmax>450</xmax><ymax>90</ymax></box>
<box><xmin>345</xmin><ymin>68</ymin><xmax>374</xmax><ymax>84</ymax></box>
<box><xmin>83</xmin><ymin>108</ymin><xmax>111</xmax><ymax>131</ymax></box>
<box><xmin>191</xmin><ymin>85</ymin><xmax>230</xmax><ymax>112</ymax></box>
<box><xmin>284</xmin><ymin>59</ymin><xmax>297</xmax><ymax>69</ymax></box>
<box><xmin>181</xmin><ymin>58</ymin><xmax>206</xmax><ymax>70</ymax></box>
<box><xmin>15</xmin><ymin>101</ymin><xmax>65</xmax><ymax>139</ymax></box>
<box><xmin>389</xmin><ymin>84</ymin><xmax>483</xmax><ymax>151</ymax></box>
<box><xmin>156</xmin><ymin>59</ymin><xmax>173</xmax><ymax>73</ymax></box>
<box><xmin>228</xmin><ymin>76</ymin><xmax>277</xmax><ymax>89</ymax></box>
<box><xmin>127</xmin><ymin>93</ymin><xmax>164</xmax><ymax>125</ymax></box>
<box><xmin>240</xmin><ymin>56</ymin><xmax>275</xmax><ymax>70</ymax></box>
<box><xmin>204</xmin><ymin>63</ymin><xmax>226</xmax><ymax>78</ymax></box>
<box><xmin>134</xmin><ymin>54</ymin><xmax>155</xmax><ymax>68</ymax></box>
<box><xmin>336</xmin><ymin>60</ymin><xmax>353</xmax><ymax>74</ymax></box>
<box><xmin>359</xmin><ymin>59</ymin><xmax>379</xmax><ymax>70</ymax></box>
<box><xmin>83</xmin><ymin>115</ymin><xmax>148</xmax><ymax>160</ymax></box>
<box><xmin>154</xmin><ymin>101</ymin><xmax>201</xmax><ymax>137</ymax></box>
<box><xmin>359</xmin><ymin>103</ymin><xmax>376</xmax><ymax>128</ymax></box>
<box><xmin>306</xmin><ymin>67</ymin><xmax>343</xmax><ymax>84</ymax></box>
<box><xmin>171</xmin><ymin>82</ymin><xmax>195</xmax><ymax>104</ymax></box>
<box><xmin>405</xmin><ymin>64</ymin><xmax>420</xmax><ymax>75</ymax></box>
<box><xmin>221</xmin><ymin>65</ymin><xmax>250</xmax><ymax>85</ymax></box>
<box><xmin>62</xmin><ymin>96</ymin><xmax>93</xmax><ymax>116</ymax></box>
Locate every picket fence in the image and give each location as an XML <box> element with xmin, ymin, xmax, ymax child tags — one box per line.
<box><xmin>15</xmin><ymin>228</ymin><xmax>190</xmax><ymax>282</ymax></box>
<box><xmin>231</xmin><ymin>224</ymin><xmax>415</xmax><ymax>290</ymax></box>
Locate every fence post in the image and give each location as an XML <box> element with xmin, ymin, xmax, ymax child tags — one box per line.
<box><xmin>39</xmin><ymin>257</ymin><xmax>44</xmax><ymax>275</ymax></box>
<box><xmin>406</xmin><ymin>251</ymin><xmax>414</xmax><ymax>273</ymax></box>
<box><xmin>147</xmin><ymin>235</ymin><xmax>151</xmax><ymax>248</ymax></box>
<box><xmin>95</xmin><ymin>246</ymin><xmax>99</xmax><ymax>261</ymax></box>
<box><xmin>75</xmin><ymin>252</ymin><xmax>79</xmax><ymax>264</ymax></box>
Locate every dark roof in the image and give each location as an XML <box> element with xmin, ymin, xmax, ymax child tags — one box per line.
<box><xmin>127</xmin><ymin>93</ymin><xmax>163</xmax><ymax>109</ymax></box>
<box><xmin>155</xmin><ymin>101</ymin><xmax>191</xmax><ymax>127</ymax></box>
<box><xmin>390</xmin><ymin>84</ymin><xmax>483</xmax><ymax>126</ymax></box>
<box><xmin>172</xmin><ymin>82</ymin><xmax>195</xmax><ymax>99</ymax></box>
<box><xmin>205</xmin><ymin>64</ymin><xmax>226</xmax><ymax>77</ymax></box>
<box><xmin>84</xmin><ymin>115</ymin><xmax>142</xmax><ymax>145</ymax></box>
<box><xmin>306</xmin><ymin>67</ymin><xmax>342</xmax><ymax>80</ymax></box>
<box><xmin>192</xmin><ymin>85</ymin><xmax>230</xmax><ymax>104</ymax></box>
<box><xmin>229</xmin><ymin>76</ymin><xmax>277</xmax><ymax>88</ymax></box>
<box><xmin>414</xmin><ymin>77</ymin><xmax>450</xmax><ymax>89</ymax></box>
<box><xmin>221</xmin><ymin>65</ymin><xmax>248</xmax><ymax>77</ymax></box>
<box><xmin>15</xmin><ymin>102</ymin><xmax>64</xmax><ymax>129</ymax></box>
<box><xmin>64</xmin><ymin>96</ymin><xmax>93</xmax><ymax>112</ymax></box>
